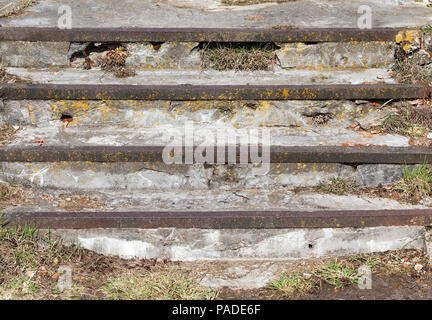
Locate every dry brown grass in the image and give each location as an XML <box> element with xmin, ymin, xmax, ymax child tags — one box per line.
<box><xmin>0</xmin><ymin>0</ymin><xmax>36</xmax><ymax>17</ymax></box>
<box><xmin>99</xmin><ymin>47</ymin><xmax>136</xmax><ymax>78</ymax></box>
<box><xmin>0</xmin><ymin>182</ymin><xmax>107</xmax><ymax>212</ymax></box>
<box><xmin>392</xmin><ymin>55</ymin><xmax>432</xmax><ymax>85</ymax></box>
<box><xmin>104</xmin><ymin>272</ymin><xmax>217</xmax><ymax>300</ymax></box>
<box><xmin>201</xmin><ymin>42</ymin><xmax>278</xmax><ymax>71</ymax></box>
<box><xmin>382</xmin><ymin>103</ymin><xmax>431</xmax><ymax>139</ymax></box>
<box><xmin>0</xmin><ymin>124</ymin><xmax>18</xmax><ymax>146</ymax></box>
<box><xmin>0</xmin><ymin>219</ymin><xmax>217</xmax><ymax>300</ymax></box>
<box><xmin>0</xmin><ymin>64</ymin><xmax>31</xmax><ymax>84</ymax></box>
<box><xmin>317</xmin><ymin>178</ymin><xmax>358</xmax><ymax>195</ymax></box>
<box><xmin>309</xmin><ymin>113</ymin><xmax>333</xmax><ymax>126</ymax></box>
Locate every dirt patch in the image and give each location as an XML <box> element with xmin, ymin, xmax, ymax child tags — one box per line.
<box><xmin>0</xmin><ymin>124</ymin><xmax>18</xmax><ymax>146</ymax></box>
<box><xmin>0</xmin><ymin>183</ymin><xmax>107</xmax><ymax>212</ymax></box>
<box><xmin>219</xmin><ymin>249</ymin><xmax>432</xmax><ymax>300</ymax></box>
<box><xmin>201</xmin><ymin>42</ymin><xmax>278</xmax><ymax>71</ymax></box>
<box><xmin>307</xmin><ymin>113</ymin><xmax>333</xmax><ymax>126</ymax></box>
<box><xmin>0</xmin><ymin>0</ymin><xmax>36</xmax><ymax>17</ymax></box>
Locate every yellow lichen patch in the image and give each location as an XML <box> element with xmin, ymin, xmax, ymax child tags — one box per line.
<box><xmin>395</xmin><ymin>29</ymin><xmax>421</xmax><ymax>53</ymax></box>
<box><xmin>395</xmin><ymin>32</ymin><xmax>404</xmax><ymax>44</ymax></box>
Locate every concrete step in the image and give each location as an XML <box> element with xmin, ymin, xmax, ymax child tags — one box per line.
<box><xmin>0</xmin><ymin>29</ymin><xmax>400</xmax><ymax>69</ymax></box>
<box><xmin>3</xmin><ymin>208</ymin><xmax>429</xmax><ymax>260</ymax></box>
<box><xmin>0</xmin><ymin>145</ymin><xmax>430</xmax><ymax>190</ymax></box>
<box><xmin>2</xmin><ymin>186</ymin><xmax>429</xmax><ymax>261</ymax></box>
<box><xmin>1</xmin><ymin>126</ymin><xmax>410</xmax><ymax>147</ymax></box>
<box><xmin>2</xmin><ymin>187</ymin><xmax>427</xmax><ymax>214</ymax></box>
<box><xmin>1</xmin><ymin>0</ymin><xmax>432</xmax><ymax>262</ymax></box>
<box><xmin>1</xmin><ymin>0</ymin><xmax>430</xmax><ymax>29</ymax></box>
<box><xmin>4</xmin><ymin>67</ymin><xmax>397</xmax><ymax>85</ymax></box>
<box><xmin>4</xmin><ymin>67</ymin><xmax>426</xmax><ymax>102</ymax></box>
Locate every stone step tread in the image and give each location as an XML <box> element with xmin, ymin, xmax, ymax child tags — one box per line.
<box><xmin>0</xmin><ymin>0</ymin><xmax>429</xmax><ymax>29</ymax></box>
<box><xmin>4</xmin><ymin>125</ymin><xmax>409</xmax><ymax>148</ymax></box>
<box><xmin>5</xmin><ymin>67</ymin><xmax>396</xmax><ymax>85</ymax></box>
<box><xmin>2</xmin><ymin>187</ymin><xmax>427</xmax><ymax>216</ymax></box>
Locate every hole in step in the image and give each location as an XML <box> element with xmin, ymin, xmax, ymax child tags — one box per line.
<box><xmin>60</xmin><ymin>114</ymin><xmax>73</xmax><ymax>121</ymax></box>
<box><xmin>308</xmin><ymin>244</ymin><xmax>313</xmax><ymax>249</ymax></box>
<box><xmin>199</xmin><ymin>42</ymin><xmax>280</xmax><ymax>71</ymax></box>
<box><xmin>150</xmin><ymin>42</ymin><xmax>164</xmax><ymax>51</ymax></box>
<box><xmin>60</xmin><ymin>114</ymin><xmax>73</xmax><ymax>128</ymax></box>
<box><xmin>69</xmin><ymin>43</ymin><xmax>119</xmax><ymax>66</ymax></box>
<box><xmin>69</xmin><ymin>43</ymin><xmax>136</xmax><ymax>78</ymax></box>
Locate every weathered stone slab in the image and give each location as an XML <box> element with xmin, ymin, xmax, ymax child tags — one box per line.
<box><xmin>0</xmin><ymin>40</ymin><xmax>396</xmax><ymax>69</ymax></box>
<box><xmin>276</xmin><ymin>42</ymin><xmax>395</xmax><ymax>69</ymax></box>
<box><xmin>3</xmin><ymin>187</ymin><xmax>425</xmax><ymax>214</ymax></box>
<box><xmin>0</xmin><ymin>99</ymin><xmax>376</xmax><ymax>128</ymax></box>
<box><xmin>0</xmin><ymin>161</ymin><xmax>406</xmax><ymax>190</ymax></box>
<box><xmin>1</xmin><ymin>0</ymin><xmax>431</xmax><ymax>28</ymax></box>
<box><xmin>0</xmin><ymin>41</ymin><xmax>69</xmax><ymax>67</ymax></box>
<box><xmin>125</xmin><ymin>42</ymin><xmax>200</xmax><ymax>69</ymax></box>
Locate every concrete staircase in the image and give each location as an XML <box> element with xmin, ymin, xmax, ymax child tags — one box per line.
<box><xmin>1</xmin><ymin>0</ymin><xmax>432</xmax><ymax>262</ymax></box>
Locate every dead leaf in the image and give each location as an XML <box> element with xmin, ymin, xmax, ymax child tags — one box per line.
<box><xmin>31</xmin><ymin>138</ymin><xmax>43</xmax><ymax>146</ymax></box>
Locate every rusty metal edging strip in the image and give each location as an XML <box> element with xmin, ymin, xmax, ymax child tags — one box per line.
<box><xmin>0</xmin><ymin>27</ymin><xmax>410</xmax><ymax>42</ymax></box>
<box><xmin>4</xmin><ymin>209</ymin><xmax>432</xmax><ymax>229</ymax></box>
<box><xmin>1</xmin><ymin>146</ymin><xmax>432</xmax><ymax>164</ymax></box>
<box><xmin>0</xmin><ymin>84</ymin><xmax>429</xmax><ymax>101</ymax></box>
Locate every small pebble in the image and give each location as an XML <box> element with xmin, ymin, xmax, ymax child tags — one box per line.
<box><xmin>415</xmin><ymin>264</ymin><xmax>423</xmax><ymax>271</ymax></box>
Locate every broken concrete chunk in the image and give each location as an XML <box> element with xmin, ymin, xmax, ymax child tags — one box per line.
<box><xmin>68</xmin><ymin>42</ymin><xmax>91</xmax><ymax>60</ymax></box>
<box><xmin>276</xmin><ymin>42</ymin><xmax>394</xmax><ymax>69</ymax></box>
<box><xmin>125</xmin><ymin>42</ymin><xmax>200</xmax><ymax>69</ymax></box>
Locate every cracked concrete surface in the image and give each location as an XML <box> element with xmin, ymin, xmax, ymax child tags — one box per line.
<box><xmin>0</xmin><ymin>40</ymin><xmax>397</xmax><ymax>69</ymax></box>
<box><xmin>4</xmin><ymin>68</ymin><xmax>395</xmax><ymax>84</ymax></box>
<box><xmin>2</xmin><ymin>187</ymin><xmax>427</xmax><ymax>213</ymax></box>
<box><xmin>52</xmin><ymin>226</ymin><xmax>426</xmax><ymax>261</ymax></box>
<box><xmin>0</xmin><ymin>161</ymin><xmax>408</xmax><ymax>190</ymax></box>
<box><xmin>0</xmin><ymin>0</ymin><xmax>431</xmax><ymax>28</ymax></box>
